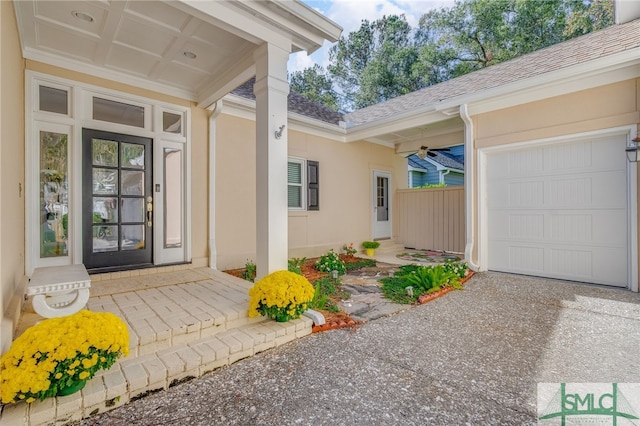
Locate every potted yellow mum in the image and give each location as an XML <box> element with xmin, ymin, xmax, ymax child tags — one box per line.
<box><xmin>0</xmin><ymin>310</ymin><xmax>129</xmax><ymax>404</ymax></box>
<box><xmin>248</xmin><ymin>270</ymin><xmax>315</xmax><ymax>322</ymax></box>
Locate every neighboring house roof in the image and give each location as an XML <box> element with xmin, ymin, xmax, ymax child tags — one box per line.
<box><xmin>231</xmin><ymin>78</ymin><xmax>344</xmax><ymax>125</ymax></box>
<box><xmin>408</xmin><ymin>151</ymin><xmax>464</xmax><ymax>171</ymax></box>
<box><xmin>344</xmin><ymin>18</ymin><xmax>640</xmax><ymax>127</ymax></box>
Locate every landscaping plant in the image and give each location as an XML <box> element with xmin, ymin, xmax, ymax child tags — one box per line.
<box><xmin>341</xmin><ymin>243</ymin><xmax>358</xmax><ymax>257</ymax></box>
<box><xmin>287</xmin><ymin>257</ymin><xmax>306</xmax><ymax>275</ymax></box>
<box><xmin>242</xmin><ymin>260</ymin><xmax>256</xmax><ymax>282</ymax></box>
<box><xmin>248</xmin><ymin>270</ymin><xmax>315</xmax><ymax>322</ymax></box>
<box><xmin>0</xmin><ymin>310</ymin><xmax>129</xmax><ymax>404</ymax></box>
<box><xmin>380</xmin><ymin>263</ymin><xmax>467</xmax><ymax>304</ymax></box>
<box><xmin>315</xmin><ymin>249</ymin><xmax>346</xmax><ymax>275</ymax></box>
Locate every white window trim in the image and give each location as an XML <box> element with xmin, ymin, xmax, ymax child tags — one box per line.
<box><xmin>288</xmin><ymin>157</ymin><xmax>306</xmax><ymax>211</ymax></box>
<box><xmin>26</xmin><ymin>70</ymin><xmax>191</xmax><ymax>274</ymax></box>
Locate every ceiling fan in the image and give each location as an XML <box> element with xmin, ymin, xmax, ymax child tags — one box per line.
<box><xmin>417</xmin><ymin>145</ymin><xmax>450</xmax><ymax>159</ymax></box>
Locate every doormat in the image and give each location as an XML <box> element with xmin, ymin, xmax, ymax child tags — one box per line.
<box><xmin>397</xmin><ymin>250</ymin><xmax>462</xmax><ymax>263</ymax></box>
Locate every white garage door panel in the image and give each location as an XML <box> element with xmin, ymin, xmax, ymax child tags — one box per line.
<box><xmin>487</xmin><ymin>135</ymin><xmax>629</xmax><ymax>287</ymax></box>
<box><xmin>488</xmin><ymin>210</ymin><xmax>628</xmax><ymax>245</ymax></box>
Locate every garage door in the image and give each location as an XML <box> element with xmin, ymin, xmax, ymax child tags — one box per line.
<box><xmin>487</xmin><ymin>135</ymin><xmax>629</xmax><ymax>287</ymax></box>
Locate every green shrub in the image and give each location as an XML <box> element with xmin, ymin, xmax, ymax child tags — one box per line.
<box><xmin>315</xmin><ymin>250</ymin><xmax>346</xmax><ymax>275</ymax></box>
<box><xmin>288</xmin><ymin>257</ymin><xmax>306</xmax><ymax>275</ymax></box>
<box><xmin>380</xmin><ymin>264</ymin><xmax>463</xmax><ymax>304</ymax></box>
<box><xmin>442</xmin><ymin>261</ymin><xmax>468</xmax><ymax>278</ymax></box>
<box><xmin>404</xmin><ymin>265</ymin><xmax>459</xmax><ymax>294</ymax></box>
<box><xmin>344</xmin><ymin>258</ymin><xmax>377</xmax><ymax>270</ymax></box>
<box><xmin>362</xmin><ymin>241</ymin><xmax>380</xmax><ymax>249</ymax></box>
<box><xmin>242</xmin><ymin>261</ymin><xmax>256</xmax><ymax>282</ymax></box>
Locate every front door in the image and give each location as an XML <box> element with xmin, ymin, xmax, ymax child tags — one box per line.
<box><xmin>83</xmin><ymin>129</ymin><xmax>153</xmax><ymax>271</ymax></box>
<box><xmin>373</xmin><ymin>170</ymin><xmax>392</xmax><ymax>239</ymax></box>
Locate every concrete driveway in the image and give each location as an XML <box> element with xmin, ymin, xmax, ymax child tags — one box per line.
<box><xmin>80</xmin><ymin>272</ymin><xmax>640</xmax><ymax>425</ymax></box>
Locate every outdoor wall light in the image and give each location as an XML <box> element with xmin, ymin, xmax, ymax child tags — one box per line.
<box><xmin>626</xmin><ymin>137</ymin><xmax>640</xmax><ymax>162</ymax></box>
<box><xmin>406</xmin><ymin>286</ymin><xmax>414</xmax><ymax>297</ymax></box>
<box><xmin>275</xmin><ymin>125</ymin><xmax>286</xmax><ymax>139</ymax></box>
<box><xmin>417</xmin><ymin>146</ymin><xmax>428</xmax><ymax>159</ymax></box>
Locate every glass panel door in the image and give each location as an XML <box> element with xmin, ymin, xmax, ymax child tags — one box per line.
<box><xmin>83</xmin><ymin>129</ymin><xmax>152</xmax><ymax>271</ymax></box>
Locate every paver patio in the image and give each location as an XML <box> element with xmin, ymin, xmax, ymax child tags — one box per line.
<box><xmin>2</xmin><ymin>266</ymin><xmax>313</xmax><ymax>425</ymax></box>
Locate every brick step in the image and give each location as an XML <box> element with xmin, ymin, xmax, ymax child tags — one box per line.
<box><xmin>2</xmin><ymin>316</ymin><xmax>313</xmax><ymax>425</ymax></box>
<box><xmin>86</xmin><ymin>269</ymin><xmax>262</xmax><ymax>359</ymax></box>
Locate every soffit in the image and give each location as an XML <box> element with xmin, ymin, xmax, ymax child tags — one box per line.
<box><xmin>13</xmin><ymin>1</ymin><xmax>340</xmax><ymax>106</ymax></box>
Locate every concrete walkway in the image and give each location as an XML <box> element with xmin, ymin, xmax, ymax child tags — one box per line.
<box><xmin>74</xmin><ymin>272</ymin><xmax>640</xmax><ymax>425</ymax></box>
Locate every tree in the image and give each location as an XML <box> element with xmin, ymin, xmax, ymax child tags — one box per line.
<box><xmin>289</xmin><ymin>64</ymin><xmax>340</xmax><ymax>111</ymax></box>
<box><xmin>328</xmin><ymin>15</ymin><xmax>420</xmax><ymax>110</ymax></box>
<box><xmin>292</xmin><ymin>0</ymin><xmax>614</xmax><ymax>112</ymax></box>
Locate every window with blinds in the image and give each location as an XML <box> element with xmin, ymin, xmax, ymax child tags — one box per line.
<box><xmin>288</xmin><ymin>159</ymin><xmax>303</xmax><ymax>209</ymax></box>
<box><xmin>288</xmin><ymin>159</ymin><xmax>320</xmax><ymax>210</ymax></box>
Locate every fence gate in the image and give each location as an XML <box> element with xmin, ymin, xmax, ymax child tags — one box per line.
<box><xmin>396</xmin><ymin>187</ymin><xmax>465</xmax><ymax>253</ymax></box>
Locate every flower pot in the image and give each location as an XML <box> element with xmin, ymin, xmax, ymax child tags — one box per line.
<box><xmin>365</xmin><ymin>248</ymin><xmax>375</xmax><ymax>256</ymax></box>
<box><xmin>57</xmin><ymin>379</ymin><xmax>87</xmax><ymax>396</ymax></box>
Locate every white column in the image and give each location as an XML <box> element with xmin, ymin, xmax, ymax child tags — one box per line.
<box><xmin>253</xmin><ymin>43</ymin><xmax>290</xmax><ymax>279</ymax></box>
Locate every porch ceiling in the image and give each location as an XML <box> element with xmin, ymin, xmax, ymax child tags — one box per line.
<box><xmin>13</xmin><ymin>0</ymin><xmax>341</xmax><ymax>107</ymax></box>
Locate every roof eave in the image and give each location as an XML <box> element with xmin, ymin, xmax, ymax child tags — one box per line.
<box><xmin>345</xmin><ymin>47</ymin><xmax>640</xmax><ymax>140</ymax></box>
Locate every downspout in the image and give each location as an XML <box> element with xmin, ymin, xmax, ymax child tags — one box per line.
<box><xmin>439</xmin><ymin>169</ymin><xmax>450</xmax><ymax>185</ymax></box>
<box><xmin>460</xmin><ymin>104</ymin><xmax>480</xmax><ymax>271</ymax></box>
<box><xmin>208</xmin><ymin>100</ymin><xmax>223</xmax><ymax>269</ymax></box>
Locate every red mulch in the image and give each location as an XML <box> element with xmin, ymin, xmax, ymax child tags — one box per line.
<box><xmin>223</xmin><ymin>256</ymin><xmax>474</xmax><ymax>333</ymax></box>
<box><xmin>223</xmin><ymin>255</ymin><xmax>366</xmax><ymax>332</ymax></box>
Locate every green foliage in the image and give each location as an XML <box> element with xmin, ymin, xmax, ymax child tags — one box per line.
<box><xmin>380</xmin><ymin>276</ymin><xmax>416</xmax><ymax>304</ymax></box>
<box><xmin>307</xmin><ymin>277</ymin><xmax>344</xmax><ymax>313</ymax></box>
<box><xmin>289</xmin><ymin>64</ymin><xmax>340</xmax><ymax>111</ymax></box>
<box><xmin>380</xmin><ymin>263</ymin><xmax>466</xmax><ymax>303</ymax></box>
<box><xmin>404</xmin><ymin>265</ymin><xmax>459</xmax><ymax>294</ymax></box>
<box><xmin>295</xmin><ymin>0</ymin><xmax>613</xmax><ymax>111</ymax></box>
<box><xmin>345</xmin><ymin>258</ymin><xmax>377</xmax><ymax>271</ymax></box>
<box><xmin>315</xmin><ymin>250</ymin><xmax>346</xmax><ymax>275</ymax></box>
<box><xmin>362</xmin><ymin>241</ymin><xmax>380</xmax><ymax>249</ymax></box>
<box><xmin>342</xmin><ymin>243</ymin><xmax>358</xmax><ymax>256</ymax></box>
<box><xmin>442</xmin><ymin>261</ymin><xmax>469</xmax><ymax>279</ymax></box>
<box><xmin>414</xmin><ymin>183</ymin><xmax>447</xmax><ymax>189</ymax></box>
<box><xmin>288</xmin><ymin>257</ymin><xmax>306</xmax><ymax>275</ymax></box>
<box><xmin>242</xmin><ymin>261</ymin><xmax>256</xmax><ymax>282</ymax></box>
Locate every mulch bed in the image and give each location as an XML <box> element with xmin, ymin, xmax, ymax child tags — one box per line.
<box><xmin>223</xmin><ymin>256</ymin><xmax>474</xmax><ymax>333</ymax></box>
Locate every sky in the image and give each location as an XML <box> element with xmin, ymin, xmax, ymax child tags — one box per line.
<box><xmin>288</xmin><ymin>0</ymin><xmax>455</xmax><ymax>74</ymax></box>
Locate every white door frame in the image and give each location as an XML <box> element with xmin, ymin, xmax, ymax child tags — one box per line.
<box><xmin>372</xmin><ymin>170</ymin><xmax>392</xmax><ymax>240</ymax></box>
<box><xmin>477</xmin><ymin>125</ymin><xmax>638</xmax><ymax>291</ymax></box>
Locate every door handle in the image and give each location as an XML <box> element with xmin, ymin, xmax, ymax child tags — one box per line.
<box><xmin>146</xmin><ymin>197</ymin><xmax>153</xmax><ymax>227</ymax></box>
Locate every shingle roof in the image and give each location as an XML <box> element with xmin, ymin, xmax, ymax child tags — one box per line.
<box><xmin>344</xmin><ymin>18</ymin><xmax>640</xmax><ymax>127</ymax></box>
<box><xmin>409</xmin><ymin>151</ymin><xmax>464</xmax><ymax>171</ymax></box>
<box><xmin>230</xmin><ymin>78</ymin><xmax>344</xmax><ymax>125</ymax></box>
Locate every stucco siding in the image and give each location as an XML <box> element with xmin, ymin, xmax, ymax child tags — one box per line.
<box><xmin>215</xmin><ymin>113</ymin><xmax>403</xmax><ymax>269</ymax></box>
<box><xmin>1</xmin><ymin>0</ymin><xmax>26</xmax><ymax>352</ymax></box>
<box><xmin>475</xmin><ymin>79</ymin><xmax>639</xmax><ymax>148</ymax></box>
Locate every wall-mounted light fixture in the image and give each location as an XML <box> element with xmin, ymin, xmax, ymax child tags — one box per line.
<box><xmin>626</xmin><ymin>137</ymin><xmax>640</xmax><ymax>162</ymax></box>
<box><xmin>417</xmin><ymin>146</ymin><xmax>428</xmax><ymax>159</ymax></box>
<box><xmin>274</xmin><ymin>125</ymin><xmax>286</xmax><ymax>139</ymax></box>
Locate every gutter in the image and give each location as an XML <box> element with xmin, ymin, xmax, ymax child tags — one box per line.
<box><xmin>460</xmin><ymin>104</ymin><xmax>480</xmax><ymax>271</ymax></box>
<box><xmin>208</xmin><ymin>100</ymin><xmax>224</xmax><ymax>269</ymax></box>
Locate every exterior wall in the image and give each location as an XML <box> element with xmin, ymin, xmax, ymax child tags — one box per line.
<box><xmin>409</xmin><ymin>170</ymin><xmax>427</xmax><ymax>187</ymax></box>
<box><xmin>475</xmin><ymin>80</ymin><xmax>639</xmax><ymax>148</ymax></box>
<box><xmin>214</xmin><ymin>113</ymin><xmax>404</xmax><ymax>269</ymax></box>
<box><xmin>1</xmin><ymin>0</ymin><xmax>26</xmax><ymax>352</ymax></box>
<box><xmin>471</xmin><ymin>78</ymin><xmax>640</xmax><ymax>276</ymax></box>
<box><xmin>444</xmin><ymin>171</ymin><xmax>464</xmax><ymax>186</ymax></box>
